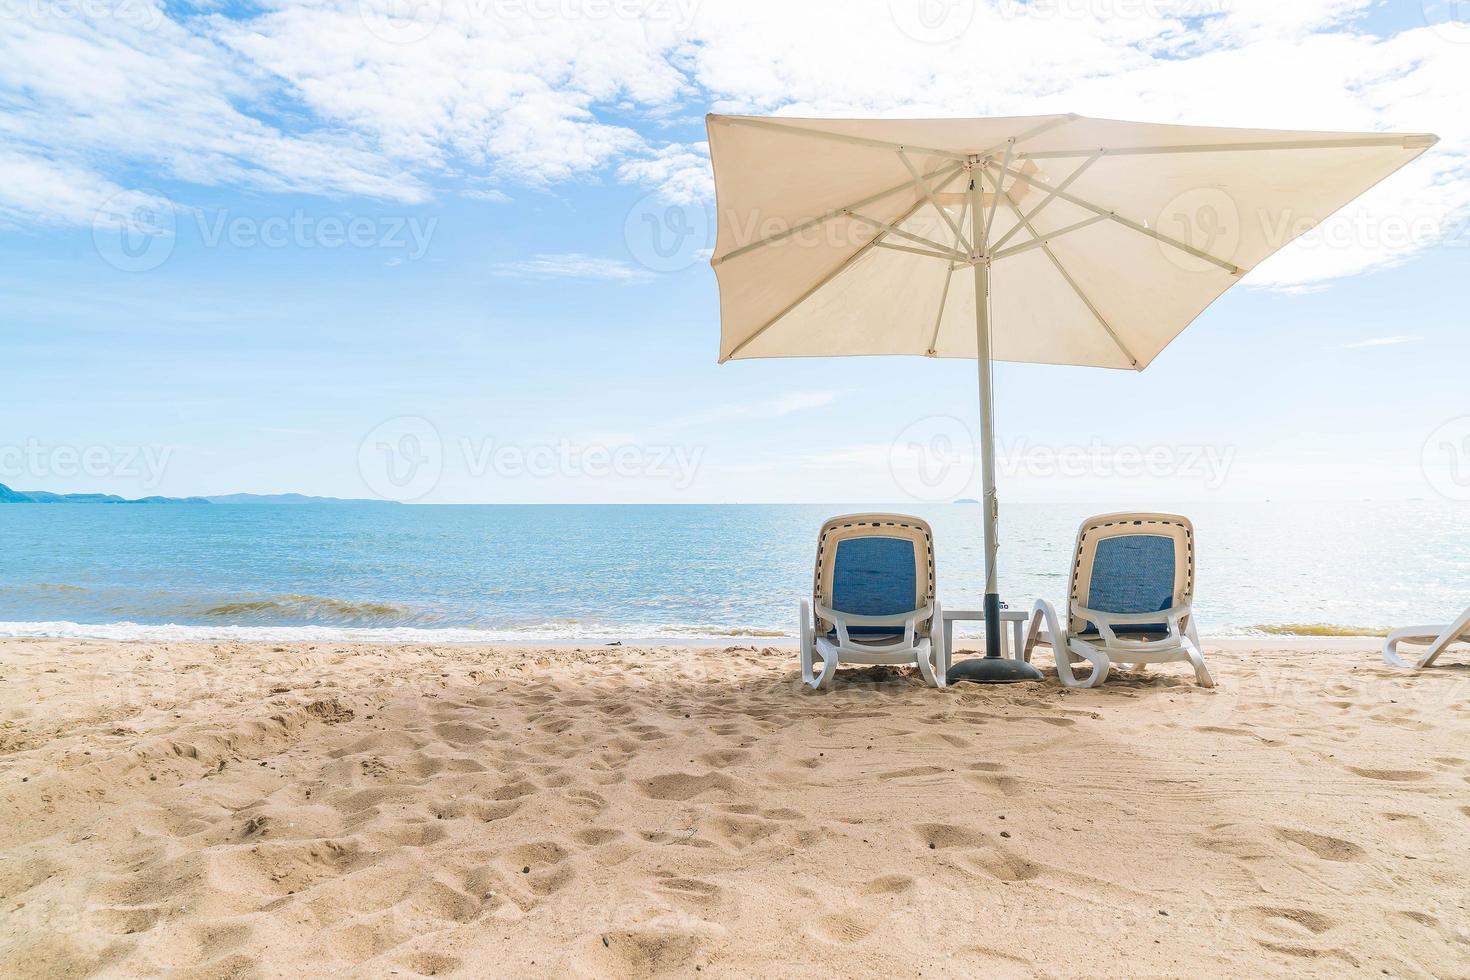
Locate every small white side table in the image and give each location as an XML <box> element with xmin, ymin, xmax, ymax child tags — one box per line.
<box><xmin>940</xmin><ymin>608</ymin><xmax>1031</xmax><ymax>678</ymax></box>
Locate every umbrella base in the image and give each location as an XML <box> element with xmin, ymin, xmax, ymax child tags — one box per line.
<box><xmin>946</xmin><ymin>655</ymin><xmax>1043</xmax><ymax>684</ymax></box>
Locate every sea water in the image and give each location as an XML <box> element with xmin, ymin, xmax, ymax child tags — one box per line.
<box><xmin>1</xmin><ymin>501</ymin><xmax>1467</xmax><ymax>642</ymax></box>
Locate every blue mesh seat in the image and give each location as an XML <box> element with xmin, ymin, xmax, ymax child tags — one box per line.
<box><xmin>798</xmin><ymin>514</ymin><xmax>943</xmax><ymax>688</ymax></box>
<box><xmin>1022</xmin><ymin>513</ymin><xmax>1213</xmax><ymax>689</ymax></box>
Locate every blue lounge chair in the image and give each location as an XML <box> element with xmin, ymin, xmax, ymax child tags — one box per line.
<box><xmin>798</xmin><ymin>514</ymin><xmax>943</xmax><ymax>689</ymax></box>
<box><xmin>1023</xmin><ymin>512</ymin><xmax>1212</xmax><ymax>688</ymax></box>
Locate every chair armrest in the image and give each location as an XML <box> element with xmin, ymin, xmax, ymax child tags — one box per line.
<box><xmin>1070</xmin><ymin>602</ymin><xmax>1192</xmax><ymax>626</ymax></box>
<box><xmin>814</xmin><ymin>603</ymin><xmax>934</xmax><ymax>628</ymax></box>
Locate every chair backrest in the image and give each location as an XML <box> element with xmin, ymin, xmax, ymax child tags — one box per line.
<box><xmin>1067</xmin><ymin>512</ymin><xmax>1194</xmax><ymax>635</ymax></box>
<box><xmin>813</xmin><ymin>514</ymin><xmax>935</xmax><ymax>636</ymax></box>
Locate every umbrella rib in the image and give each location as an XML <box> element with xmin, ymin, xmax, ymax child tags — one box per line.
<box><xmin>990</xmin><ymin>186</ymin><xmax>1141</xmax><ymax>369</ymax></box>
<box><xmin>713</xmin><ymin>115</ymin><xmax>968</xmax><ymax>160</ymax></box>
<box><xmin>981</xmin><ymin>139</ymin><xmax>1014</xmax><ymax>254</ymax></box>
<box><xmin>987</xmin><ymin>159</ymin><xmax>1243</xmax><ymax>275</ymax></box>
<box><xmin>712</xmin><ymin>162</ymin><xmax>963</xmax><ymax>267</ymax></box>
<box><xmin>875</xmin><ymin>241</ymin><xmax>965</xmax><ymax>262</ymax></box>
<box><xmin>990</xmin><ymin>152</ymin><xmax>1101</xmax><ymax>253</ymax></box>
<box><xmin>849</xmin><ymin>211</ymin><xmax>969</xmax><ymax>261</ymax></box>
<box><xmin>724</xmin><ymin>196</ymin><xmax>934</xmax><ymax>361</ymax></box>
<box><xmin>898</xmin><ymin>150</ymin><xmax>971</xmax><ymax>254</ymax></box>
<box><xmin>975</xmin><ymin>114</ymin><xmax>1080</xmax><ymax>159</ymax></box>
<box><xmin>926</xmin><ymin>195</ymin><xmax>971</xmax><ymax>356</ymax></box>
<box><xmin>1016</xmin><ymin>133</ymin><xmax>1437</xmax><ymax>160</ymax></box>
<box><xmin>991</xmin><ymin>214</ymin><xmax>1110</xmax><ymax>261</ymax></box>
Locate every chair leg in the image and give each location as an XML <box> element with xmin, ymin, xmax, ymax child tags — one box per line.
<box><xmin>816</xmin><ymin>649</ymin><xmax>839</xmax><ymax>689</ymax></box>
<box><xmin>799</xmin><ymin>600</ymin><xmax>820</xmax><ymax>689</ymax></box>
<box><xmin>1182</xmin><ymin>636</ymin><xmax>1214</xmax><ymax>688</ymax></box>
<box><xmin>1382</xmin><ymin>627</ymin><xmax>1434</xmax><ymax>671</ymax></box>
<box><xmin>1062</xmin><ymin>639</ymin><xmax>1110</xmax><ymax>688</ymax></box>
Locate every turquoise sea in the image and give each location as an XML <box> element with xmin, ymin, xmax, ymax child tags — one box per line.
<box><xmin>1</xmin><ymin>502</ymin><xmax>1467</xmax><ymax>642</ymax></box>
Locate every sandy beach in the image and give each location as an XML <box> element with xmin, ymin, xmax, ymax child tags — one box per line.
<box><xmin>2</xmin><ymin>636</ymin><xmax>1467</xmax><ymax>978</ymax></box>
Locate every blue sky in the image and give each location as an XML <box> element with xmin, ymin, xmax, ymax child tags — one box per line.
<box><xmin>2</xmin><ymin>0</ymin><xmax>1467</xmax><ymax>505</ymax></box>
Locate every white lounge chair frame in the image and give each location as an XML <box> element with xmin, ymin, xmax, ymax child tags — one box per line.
<box><xmin>1023</xmin><ymin>512</ymin><xmax>1212</xmax><ymax>688</ymax></box>
<box><xmin>1382</xmin><ymin>606</ymin><xmax>1470</xmax><ymax>670</ymax></box>
<box><xmin>798</xmin><ymin>514</ymin><xmax>944</xmax><ymax>689</ymax></box>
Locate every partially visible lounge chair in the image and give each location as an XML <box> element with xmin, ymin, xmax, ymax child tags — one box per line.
<box><xmin>799</xmin><ymin>514</ymin><xmax>943</xmax><ymax>689</ymax></box>
<box><xmin>1382</xmin><ymin>606</ymin><xmax>1470</xmax><ymax>670</ymax></box>
<box><xmin>1023</xmin><ymin>512</ymin><xmax>1212</xmax><ymax>688</ymax></box>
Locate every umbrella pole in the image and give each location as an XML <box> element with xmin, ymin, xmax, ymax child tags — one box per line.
<box><xmin>973</xmin><ymin>248</ymin><xmax>1002</xmax><ymax>661</ymax></box>
<box><xmin>946</xmin><ymin>162</ymin><xmax>1042</xmax><ymax>684</ymax></box>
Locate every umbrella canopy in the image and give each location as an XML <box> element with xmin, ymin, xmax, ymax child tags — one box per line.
<box><xmin>706</xmin><ymin>112</ymin><xmax>1435</xmax><ymax>671</ymax></box>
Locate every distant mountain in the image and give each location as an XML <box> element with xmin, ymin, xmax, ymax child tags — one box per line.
<box><xmin>0</xmin><ymin>483</ymin><xmax>210</xmax><ymax>504</ymax></box>
<box><xmin>0</xmin><ymin>483</ymin><xmax>394</xmax><ymax>505</ymax></box>
<box><xmin>204</xmin><ymin>493</ymin><xmax>396</xmax><ymax>506</ymax></box>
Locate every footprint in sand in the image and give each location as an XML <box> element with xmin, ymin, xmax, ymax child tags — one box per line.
<box><xmin>810</xmin><ymin>912</ymin><xmax>876</xmax><ymax>945</ymax></box>
<box><xmin>1237</xmin><ymin>905</ymin><xmax>1336</xmax><ymax>937</ymax></box>
<box><xmin>1347</xmin><ymin>766</ymin><xmax>1430</xmax><ymax>782</ymax></box>
<box><xmin>912</xmin><ymin>822</ymin><xmax>987</xmax><ymax>850</ymax></box>
<box><xmin>963</xmin><ymin>771</ymin><xmax>1023</xmax><ymax>796</ymax></box>
<box><xmin>572</xmin><ymin>826</ymin><xmax>624</xmax><ymax>847</ymax></box>
<box><xmin>635</xmin><ymin>772</ymin><xmax>737</xmax><ymax>802</ymax></box>
<box><xmin>1273</xmin><ymin>827</ymin><xmax>1366</xmax><ymax>863</ymax></box>
<box><xmin>502</xmin><ymin>841</ymin><xmax>574</xmax><ymax>896</ymax></box>
<box><xmin>877</xmin><ymin>765</ymin><xmax>947</xmax><ymax>780</ymax></box>
<box><xmin>962</xmin><ymin>845</ymin><xmax>1043</xmax><ymax>882</ymax></box>
<box><xmin>395</xmin><ymin>951</ymin><xmax>461</xmax><ymax>976</ymax></box>
<box><xmin>651</xmin><ymin>872</ymin><xmax>727</xmax><ymax>911</ymax></box>
<box><xmin>707</xmin><ymin>813</ymin><xmax>781</xmax><ymax>850</ymax></box>
<box><xmin>860</xmin><ymin>874</ymin><xmax>915</xmax><ymax>896</ymax></box>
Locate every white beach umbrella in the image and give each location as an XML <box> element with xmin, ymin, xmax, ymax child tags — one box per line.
<box><xmin>706</xmin><ymin>113</ymin><xmax>1436</xmax><ymax>680</ymax></box>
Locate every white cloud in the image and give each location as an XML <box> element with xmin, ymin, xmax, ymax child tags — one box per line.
<box><xmin>1</xmin><ymin>0</ymin><xmax>1466</xmax><ymax>291</ymax></box>
<box><xmin>492</xmin><ymin>252</ymin><xmax>653</xmax><ymax>281</ymax></box>
<box><xmin>1343</xmin><ymin>335</ymin><xmax>1422</xmax><ymax>348</ymax></box>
